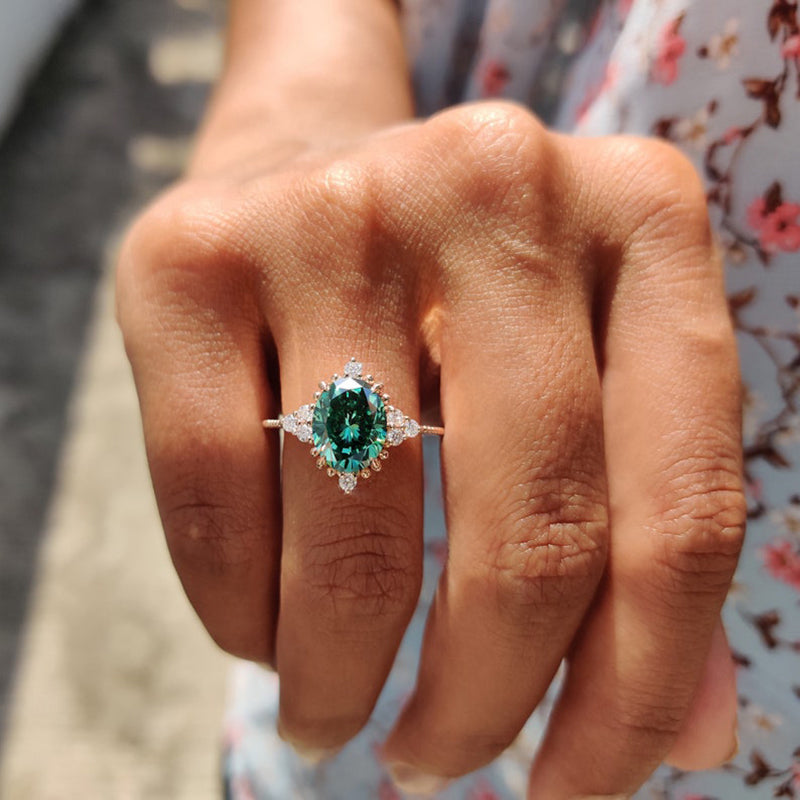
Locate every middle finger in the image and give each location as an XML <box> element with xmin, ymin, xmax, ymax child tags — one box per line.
<box><xmin>273</xmin><ymin>269</ymin><xmax>425</xmax><ymax>754</ymax></box>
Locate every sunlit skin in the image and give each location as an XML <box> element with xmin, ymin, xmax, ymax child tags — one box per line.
<box><xmin>115</xmin><ymin>1</ymin><xmax>744</xmax><ymax>797</ymax></box>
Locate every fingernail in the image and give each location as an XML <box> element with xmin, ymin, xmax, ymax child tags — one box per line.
<box><xmin>388</xmin><ymin>763</ymin><xmax>451</xmax><ymax>796</ymax></box>
<box><xmin>291</xmin><ymin>743</ymin><xmax>340</xmax><ymax>766</ymax></box>
<box><xmin>572</xmin><ymin>795</ymin><xmax>630</xmax><ymax>800</ymax></box>
<box><xmin>276</xmin><ymin>720</ymin><xmax>340</xmax><ymax>765</ymax></box>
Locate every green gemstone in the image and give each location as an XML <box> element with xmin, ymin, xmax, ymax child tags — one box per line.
<box><xmin>312</xmin><ymin>377</ymin><xmax>387</xmax><ymax>473</ymax></box>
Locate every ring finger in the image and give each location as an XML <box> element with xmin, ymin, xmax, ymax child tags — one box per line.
<box><xmin>273</xmin><ymin>305</ymin><xmax>425</xmax><ymax>755</ymax></box>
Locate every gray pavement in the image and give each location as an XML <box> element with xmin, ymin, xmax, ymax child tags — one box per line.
<box><xmin>0</xmin><ymin>0</ymin><xmax>221</xmax><ymax>757</ymax></box>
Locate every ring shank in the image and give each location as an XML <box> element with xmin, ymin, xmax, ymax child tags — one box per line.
<box><xmin>418</xmin><ymin>424</ymin><xmax>445</xmax><ymax>437</ymax></box>
<box><xmin>262</xmin><ymin>418</ymin><xmax>444</xmax><ymax>436</ymax></box>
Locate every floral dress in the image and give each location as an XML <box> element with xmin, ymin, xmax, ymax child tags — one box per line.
<box><xmin>223</xmin><ymin>1</ymin><xmax>800</xmax><ymax>797</ymax></box>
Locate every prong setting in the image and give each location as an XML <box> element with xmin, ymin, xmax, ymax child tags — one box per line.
<box><xmin>264</xmin><ymin>357</ymin><xmax>440</xmax><ymax>493</ymax></box>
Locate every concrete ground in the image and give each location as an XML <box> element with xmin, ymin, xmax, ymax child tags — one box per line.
<box><xmin>0</xmin><ymin>1</ymin><xmax>231</xmax><ymax>797</ymax></box>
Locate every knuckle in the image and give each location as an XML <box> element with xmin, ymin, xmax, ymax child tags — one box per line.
<box><xmin>428</xmin><ymin>100</ymin><xmax>554</xmax><ymax>211</ymax></box>
<box><xmin>290</xmin><ymin>157</ymin><xmax>385</xmax><ymax>248</ymax></box>
<box><xmin>159</xmin><ymin>483</ymin><xmax>276</xmax><ymax>663</ymax></box>
<box><xmin>650</xmin><ymin>316</ymin><xmax>739</xmax><ymax>398</ymax></box>
<box><xmin>311</xmin><ymin>158</ymin><xmax>381</xmax><ymax>228</ymax></box>
<box><xmin>295</xmin><ymin>506</ymin><xmax>420</xmax><ymax>624</ymax></box>
<box><xmin>604</xmin><ymin>136</ymin><xmax>712</xmax><ymax>249</ymax></box>
<box><xmin>115</xmin><ymin>187</ymin><xmax>260</xmax><ymax>370</ymax></box>
<box><xmin>161</xmin><ymin>487</ymin><xmax>266</xmax><ymax>579</ymax></box>
<box><xmin>115</xmin><ymin>186</ymin><xmax>249</xmax><ymax>328</ymax></box>
<box><xmin>118</xmin><ymin>187</ymin><xmax>240</xmax><ymax>290</ymax></box>
<box><xmin>280</xmin><ymin>157</ymin><xmax>406</xmax><ymax>293</ymax></box>
<box><xmin>482</xmin><ymin>481</ymin><xmax>608</xmax><ymax>614</ymax></box>
<box><xmin>421</xmin><ymin>101</ymin><xmax>577</xmax><ymax>289</ymax></box>
<box><xmin>650</xmin><ymin>461</ymin><xmax>746</xmax><ymax>595</ymax></box>
<box><xmin>611</xmin><ymin>687</ymin><xmax>689</xmax><ymax>742</ymax></box>
<box><xmin>437</xmin><ymin>99</ymin><xmax>545</xmax><ymax>159</ymax></box>
<box><xmin>682</xmin><ymin>317</ymin><xmax>738</xmax><ymax>360</ymax></box>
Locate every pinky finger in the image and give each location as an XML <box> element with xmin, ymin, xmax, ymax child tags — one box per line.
<box><xmin>665</xmin><ymin>618</ymin><xmax>738</xmax><ymax>770</ymax></box>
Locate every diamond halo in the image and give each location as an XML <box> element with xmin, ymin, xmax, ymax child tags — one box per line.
<box><xmin>263</xmin><ymin>358</ymin><xmax>441</xmax><ymax>494</ymax></box>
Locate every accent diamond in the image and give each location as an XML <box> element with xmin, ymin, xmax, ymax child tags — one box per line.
<box><xmin>296</xmin><ymin>404</ymin><xmax>313</xmax><ymax>424</ymax></box>
<box><xmin>404</xmin><ymin>419</ymin><xmax>421</xmax><ymax>438</ymax></box>
<box><xmin>386</xmin><ymin>428</ymin><xmax>404</xmax><ymax>446</ymax></box>
<box><xmin>343</xmin><ymin>359</ymin><xmax>362</xmax><ymax>378</ymax></box>
<box><xmin>281</xmin><ymin>414</ymin><xmax>298</xmax><ymax>434</ymax></box>
<box><xmin>339</xmin><ymin>473</ymin><xmax>357</xmax><ymax>493</ymax></box>
<box><xmin>296</xmin><ymin>423</ymin><xmax>312</xmax><ymax>443</ymax></box>
<box><xmin>387</xmin><ymin>408</ymin><xmax>405</xmax><ymax>428</ymax></box>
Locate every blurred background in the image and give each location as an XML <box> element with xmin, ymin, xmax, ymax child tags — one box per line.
<box><xmin>0</xmin><ymin>1</ymin><xmax>232</xmax><ymax>797</ymax></box>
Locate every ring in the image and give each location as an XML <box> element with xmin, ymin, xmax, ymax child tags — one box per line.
<box><xmin>263</xmin><ymin>357</ymin><xmax>444</xmax><ymax>494</ymax></box>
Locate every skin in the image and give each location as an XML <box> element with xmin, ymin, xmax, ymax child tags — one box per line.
<box><xmin>115</xmin><ymin>0</ymin><xmax>745</xmax><ymax>797</ymax></box>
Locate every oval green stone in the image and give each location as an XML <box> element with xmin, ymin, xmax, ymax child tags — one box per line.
<box><xmin>312</xmin><ymin>377</ymin><xmax>387</xmax><ymax>473</ymax></box>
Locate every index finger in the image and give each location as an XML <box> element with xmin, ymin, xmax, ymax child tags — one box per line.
<box><xmin>116</xmin><ymin>196</ymin><xmax>282</xmax><ymax>663</ymax></box>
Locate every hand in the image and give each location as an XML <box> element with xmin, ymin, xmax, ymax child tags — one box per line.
<box><xmin>116</xmin><ymin>100</ymin><xmax>744</xmax><ymax>798</ymax></box>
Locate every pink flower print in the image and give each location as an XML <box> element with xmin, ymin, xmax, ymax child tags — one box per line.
<box><xmin>652</xmin><ymin>17</ymin><xmax>686</xmax><ymax>85</ymax></box>
<box><xmin>782</xmin><ymin>34</ymin><xmax>800</xmax><ymax>61</ymax></box>
<box><xmin>706</xmin><ymin>18</ymin><xmax>739</xmax><ymax>69</ymax></box>
<box><xmin>617</xmin><ymin>0</ymin><xmax>634</xmax><ymax>19</ymax></box>
<box><xmin>481</xmin><ymin>59</ymin><xmax>510</xmax><ymax>97</ymax></box>
<box><xmin>746</xmin><ymin>477</ymin><xmax>763</xmax><ymax>503</ymax></box>
<box><xmin>469</xmin><ymin>779</ymin><xmax>501</xmax><ymax>800</ymax></box>
<box><xmin>747</xmin><ymin>196</ymin><xmax>800</xmax><ymax>253</ymax></box>
<box><xmin>230</xmin><ymin>777</ymin><xmax>257</xmax><ymax>800</ymax></box>
<box><xmin>429</xmin><ymin>537</ymin><xmax>448</xmax><ymax>566</ymax></box>
<box><xmin>585</xmin><ymin>4</ymin><xmax>605</xmax><ymax>45</ymax></box>
<box><xmin>576</xmin><ymin>61</ymin><xmax>619</xmax><ymax>124</ymax></box>
<box><xmin>761</xmin><ymin>540</ymin><xmax>800</xmax><ymax>591</ymax></box>
<box><xmin>722</xmin><ymin>125</ymin><xmax>743</xmax><ymax>145</ymax></box>
<box><xmin>223</xmin><ymin>720</ymin><xmax>245</xmax><ymax>748</ymax></box>
<box><xmin>674</xmin><ymin>105</ymin><xmax>710</xmax><ymax>150</ymax></box>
